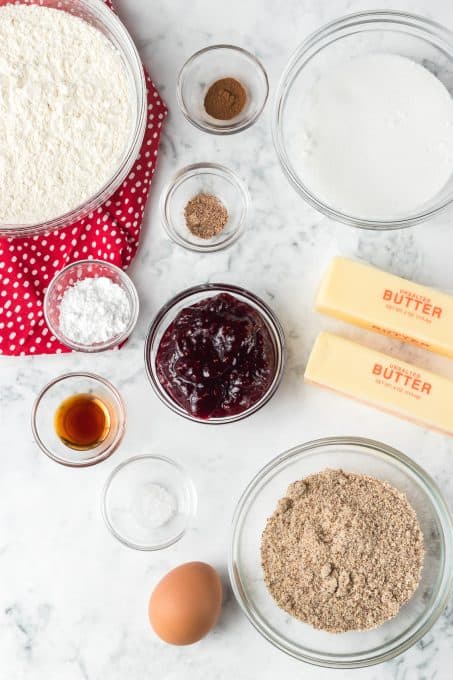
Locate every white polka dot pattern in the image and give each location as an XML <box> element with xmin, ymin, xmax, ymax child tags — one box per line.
<box><xmin>0</xmin><ymin>0</ymin><xmax>167</xmax><ymax>356</ymax></box>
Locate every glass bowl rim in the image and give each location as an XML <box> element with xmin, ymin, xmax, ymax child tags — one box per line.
<box><xmin>159</xmin><ymin>162</ymin><xmax>250</xmax><ymax>252</ymax></box>
<box><xmin>43</xmin><ymin>258</ymin><xmax>140</xmax><ymax>352</ymax></box>
<box><xmin>0</xmin><ymin>0</ymin><xmax>147</xmax><ymax>238</ymax></box>
<box><xmin>31</xmin><ymin>371</ymin><xmax>126</xmax><ymax>467</ymax></box>
<box><xmin>144</xmin><ymin>282</ymin><xmax>286</xmax><ymax>424</ymax></box>
<box><xmin>176</xmin><ymin>43</ymin><xmax>269</xmax><ymax>135</ymax></box>
<box><xmin>272</xmin><ymin>9</ymin><xmax>453</xmax><ymax>230</ymax></box>
<box><xmin>229</xmin><ymin>435</ymin><xmax>453</xmax><ymax>668</ymax></box>
<box><xmin>101</xmin><ymin>453</ymin><xmax>198</xmax><ymax>551</ymax></box>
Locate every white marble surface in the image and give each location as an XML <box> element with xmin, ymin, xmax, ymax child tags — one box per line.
<box><xmin>1</xmin><ymin>0</ymin><xmax>453</xmax><ymax>678</ymax></box>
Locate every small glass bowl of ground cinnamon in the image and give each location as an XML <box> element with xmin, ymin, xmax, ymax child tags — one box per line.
<box><xmin>177</xmin><ymin>45</ymin><xmax>269</xmax><ymax>134</ymax></box>
<box><xmin>160</xmin><ymin>163</ymin><xmax>249</xmax><ymax>252</ymax></box>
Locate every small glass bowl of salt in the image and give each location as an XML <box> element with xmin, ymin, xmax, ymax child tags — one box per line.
<box><xmin>102</xmin><ymin>455</ymin><xmax>197</xmax><ymax>550</ymax></box>
<box><xmin>44</xmin><ymin>259</ymin><xmax>139</xmax><ymax>352</ymax></box>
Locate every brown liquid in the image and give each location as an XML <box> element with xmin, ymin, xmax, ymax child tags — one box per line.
<box><xmin>54</xmin><ymin>393</ymin><xmax>111</xmax><ymax>450</ymax></box>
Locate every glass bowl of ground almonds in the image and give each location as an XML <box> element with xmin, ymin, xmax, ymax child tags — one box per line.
<box><xmin>229</xmin><ymin>437</ymin><xmax>453</xmax><ymax>668</ymax></box>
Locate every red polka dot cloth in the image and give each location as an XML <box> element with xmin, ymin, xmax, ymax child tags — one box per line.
<box><xmin>0</xmin><ymin>0</ymin><xmax>166</xmax><ymax>356</ymax></box>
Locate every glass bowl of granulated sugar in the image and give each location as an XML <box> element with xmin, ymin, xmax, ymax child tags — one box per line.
<box><xmin>229</xmin><ymin>437</ymin><xmax>453</xmax><ymax>668</ymax></box>
<box><xmin>44</xmin><ymin>259</ymin><xmax>139</xmax><ymax>352</ymax></box>
<box><xmin>273</xmin><ymin>11</ymin><xmax>453</xmax><ymax>229</ymax></box>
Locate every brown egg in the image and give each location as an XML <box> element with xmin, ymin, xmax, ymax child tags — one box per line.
<box><xmin>148</xmin><ymin>561</ymin><xmax>222</xmax><ymax>645</ymax></box>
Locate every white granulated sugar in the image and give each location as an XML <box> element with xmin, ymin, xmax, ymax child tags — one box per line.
<box><xmin>0</xmin><ymin>5</ymin><xmax>131</xmax><ymax>224</ymax></box>
<box><xmin>59</xmin><ymin>277</ymin><xmax>131</xmax><ymax>345</ymax></box>
<box><xmin>299</xmin><ymin>54</ymin><xmax>453</xmax><ymax>218</ymax></box>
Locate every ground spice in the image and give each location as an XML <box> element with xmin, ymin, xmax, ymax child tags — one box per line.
<box><xmin>184</xmin><ymin>193</ymin><xmax>228</xmax><ymax>240</ymax></box>
<box><xmin>261</xmin><ymin>469</ymin><xmax>424</xmax><ymax>633</ymax></box>
<box><xmin>204</xmin><ymin>77</ymin><xmax>247</xmax><ymax>120</ymax></box>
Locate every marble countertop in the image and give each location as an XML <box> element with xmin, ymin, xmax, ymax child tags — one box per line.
<box><xmin>1</xmin><ymin>0</ymin><xmax>453</xmax><ymax>678</ymax></box>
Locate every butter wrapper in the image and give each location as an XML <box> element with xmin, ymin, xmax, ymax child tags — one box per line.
<box><xmin>316</xmin><ymin>257</ymin><xmax>453</xmax><ymax>358</ymax></box>
<box><xmin>305</xmin><ymin>332</ymin><xmax>453</xmax><ymax>436</ymax></box>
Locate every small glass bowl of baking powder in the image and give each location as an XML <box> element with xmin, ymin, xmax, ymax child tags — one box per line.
<box><xmin>177</xmin><ymin>45</ymin><xmax>269</xmax><ymax>134</ymax></box>
<box><xmin>44</xmin><ymin>259</ymin><xmax>139</xmax><ymax>352</ymax></box>
<box><xmin>102</xmin><ymin>455</ymin><xmax>197</xmax><ymax>550</ymax></box>
<box><xmin>160</xmin><ymin>163</ymin><xmax>249</xmax><ymax>252</ymax></box>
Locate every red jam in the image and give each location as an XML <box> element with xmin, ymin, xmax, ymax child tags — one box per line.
<box><xmin>156</xmin><ymin>292</ymin><xmax>276</xmax><ymax>419</ymax></box>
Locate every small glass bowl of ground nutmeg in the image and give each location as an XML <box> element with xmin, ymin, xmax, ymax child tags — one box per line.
<box><xmin>177</xmin><ymin>45</ymin><xmax>269</xmax><ymax>134</ymax></box>
<box><xmin>160</xmin><ymin>163</ymin><xmax>249</xmax><ymax>252</ymax></box>
<box><xmin>229</xmin><ymin>437</ymin><xmax>453</xmax><ymax>668</ymax></box>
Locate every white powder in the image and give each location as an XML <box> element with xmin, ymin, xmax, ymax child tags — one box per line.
<box><xmin>299</xmin><ymin>54</ymin><xmax>453</xmax><ymax>218</ymax></box>
<box><xmin>0</xmin><ymin>5</ymin><xmax>131</xmax><ymax>224</ymax></box>
<box><xmin>59</xmin><ymin>277</ymin><xmax>131</xmax><ymax>345</ymax></box>
<box><xmin>134</xmin><ymin>483</ymin><xmax>177</xmax><ymax>529</ymax></box>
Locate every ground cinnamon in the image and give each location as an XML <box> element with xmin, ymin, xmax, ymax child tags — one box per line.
<box><xmin>204</xmin><ymin>77</ymin><xmax>247</xmax><ymax>120</ymax></box>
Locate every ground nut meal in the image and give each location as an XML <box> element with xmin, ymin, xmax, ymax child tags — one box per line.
<box><xmin>0</xmin><ymin>4</ymin><xmax>131</xmax><ymax>225</ymax></box>
<box><xmin>261</xmin><ymin>469</ymin><xmax>425</xmax><ymax>633</ymax></box>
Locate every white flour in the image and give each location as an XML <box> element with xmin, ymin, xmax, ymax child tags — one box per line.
<box><xmin>299</xmin><ymin>54</ymin><xmax>453</xmax><ymax>218</ymax></box>
<box><xmin>0</xmin><ymin>5</ymin><xmax>131</xmax><ymax>224</ymax></box>
<box><xmin>59</xmin><ymin>277</ymin><xmax>131</xmax><ymax>345</ymax></box>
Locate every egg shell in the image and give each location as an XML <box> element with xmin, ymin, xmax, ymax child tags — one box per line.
<box><xmin>149</xmin><ymin>561</ymin><xmax>223</xmax><ymax>645</ymax></box>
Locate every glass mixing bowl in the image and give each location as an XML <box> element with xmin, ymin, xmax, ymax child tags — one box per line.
<box><xmin>273</xmin><ymin>11</ymin><xmax>453</xmax><ymax>229</ymax></box>
<box><xmin>229</xmin><ymin>437</ymin><xmax>453</xmax><ymax>668</ymax></box>
<box><xmin>0</xmin><ymin>0</ymin><xmax>147</xmax><ymax>238</ymax></box>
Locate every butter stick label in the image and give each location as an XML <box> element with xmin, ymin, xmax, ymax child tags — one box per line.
<box><xmin>382</xmin><ymin>288</ymin><xmax>442</xmax><ymax>322</ymax></box>
<box><xmin>372</xmin><ymin>362</ymin><xmax>431</xmax><ymax>398</ymax></box>
<box><xmin>304</xmin><ymin>332</ymin><xmax>453</xmax><ymax>436</ymax></box>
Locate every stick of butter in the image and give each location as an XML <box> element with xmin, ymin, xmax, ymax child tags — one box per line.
<box><xmin>316</xmin><ymin>257</ymin><xmax>453</xmax><ymax>357</ymax></box>
<box><xmin>304</xmin><ymin>332</ymin><xmax>453</xmax><ymax>436</ymax></box>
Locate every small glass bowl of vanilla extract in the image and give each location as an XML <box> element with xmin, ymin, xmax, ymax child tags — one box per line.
<box><xmin>32</xmin><ymin>373</ymin><xmax>125</xmax><ymax>467</ymax></box>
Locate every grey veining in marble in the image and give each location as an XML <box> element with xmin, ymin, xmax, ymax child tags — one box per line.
<box><xmin>1</xmin><ymin>0</ymin><xmax>453</xmax><ymax>678</ymax></box>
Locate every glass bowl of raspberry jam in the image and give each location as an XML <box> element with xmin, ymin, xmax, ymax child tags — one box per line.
<box><xmin>144</xmin><ymin>284</ymin><xmax>286</xmax><ymax>424</ymax></box>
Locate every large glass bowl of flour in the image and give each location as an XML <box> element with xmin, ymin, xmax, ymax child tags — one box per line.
<box><xmin>0</xmin><ymin>0</ymin><xmax>147</xmax><ymax>237</ymax></box>
<box><xmin>229</xmin><ymin>438</ymin><xmax>453</xmax><ymax>668</ymax></box>
<box><xmin>273</xmin><ymin>11</ymin><xmax>453</xmax><ymax>229</ymax></box>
